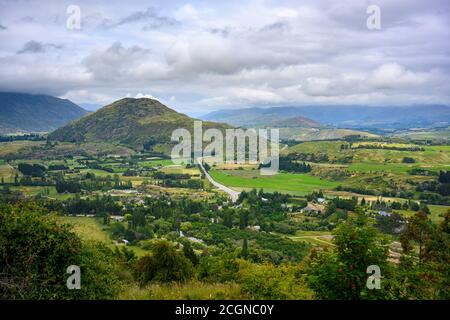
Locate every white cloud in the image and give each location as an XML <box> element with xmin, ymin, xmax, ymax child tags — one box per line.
<box><xmin>369</xmin><ymin>62</ymin><xmax>439</xmax><ymax>89</ymax></box>
<box><xmin>0</xmin><ymin>0</ymin><xmax>449</xmax><ymax>111</ymax></box>
<box><xmin>135</xmin><ymin>93</ymin><xmax>158</xmax><ymax>100</ymax></box>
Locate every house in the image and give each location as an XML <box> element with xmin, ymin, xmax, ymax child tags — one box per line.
<box><xmin>247</xmin><ymin>225</ymin><xmax>261</xmax><ymax>232</ymax></box>
<box><xmin>111</xmin><ymin>215</ymin><xmax>125</xmax><ymax>222</ymax></box>
<box><xmin>302</xmin><ymin>203</ymin><xmax>325</xmax><ymax>214</ymax></box>
<box><xmin>378</xmin><ymin>211</ymin><xmax>391</xmax><ymax>217</ymax></box>
<box><xmin>317</xmin><ymin>198</ymin><xmax>326</xmax><ymax>204</ymax></box>
<box><xmin>187</xmin><ymin>237</ymin><xmax>204</xmax><ymax>244</ymax></box>
<box><xmin>121</xmin><ymin>239</ymin><xmax>129</xmax><ymax>245</ymax></box>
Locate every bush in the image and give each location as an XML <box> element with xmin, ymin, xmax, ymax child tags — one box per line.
<box><xmin>0</xmin><ymin>202</ymin><xmax>122</xmax><ymax>299</ymax></box>
<box><xmin>236</xmin><ymin>260</ymin><xmax>313</xmax><ymax>299</ymax></box>
<box><xmin>134</xmin><ymin>240</ymin><xmax>194</xmax><ymax>284</ymax></box>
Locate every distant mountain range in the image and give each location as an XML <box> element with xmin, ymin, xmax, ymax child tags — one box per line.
<box><xmin>271</xmin><ymin>116</ymin><xmax>324</xmax><ymax>128</ymax></box>
<box><xmin>50</xmin><ymin>97</ymin><xmax>230</xmax><ymax>152</ymax></box>
<box><xmin>202</xmin><ymin>105</ymin><xmax>450</xmax><ymax>129</ymax></box>
<box><xmin>0</xmin><ymin>92</ymin><xmax>87</xmax><ymax>134</ymax></box>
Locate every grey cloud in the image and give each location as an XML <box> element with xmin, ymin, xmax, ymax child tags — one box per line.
<box><xmin>83</xmin><ymin>42</ymin><xmax>155</xmax><ymax>81</ymax></box>
<box><xmin>17</xmin><ymin>41</ymin><xmax>63</xmax><ymax>54</ymax></box>
<box><xmin>209</xmin><ymin>27</ymin><xmax>232</xmax><ymax>37</ymax></box>
<box><xmin>115</xmin><ymin>7</ymin><xmax>178</xmax><ymax>30</ymax></box>
<box><xmin>0</xmin><ymin>24</ymin><xmax>6</xmax><ymax>30</ymax></box>
<box><xmin>20</xmin><ymin>16</ymin><xmax>36</xmax><ymax>23</ymax></box>
<box><xmin>260</xmin><ymin>21</ymin><xmax>289</xmax><ymax>32</ymax></box>
<box><xmin>0</xmin><ymin>0</ymin><xmax>449</xmax><ymax>111</ymax></box>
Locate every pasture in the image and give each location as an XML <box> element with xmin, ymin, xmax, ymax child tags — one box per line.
<box><xmin>210</xmin><ymin>169</ymin><xmax>339</xmax><ymax>195</ymax></box>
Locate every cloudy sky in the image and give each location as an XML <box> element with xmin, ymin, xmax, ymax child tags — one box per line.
<box><xmin>0</xmin><ymin>0</ymin><xmax>449</xmax><ymax>115</ymax></box>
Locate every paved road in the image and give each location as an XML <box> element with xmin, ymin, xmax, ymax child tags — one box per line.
<box><xmin>197</xmin><ymin>157</ymin><xmax>240</xmax><ymax>203</ymax></box>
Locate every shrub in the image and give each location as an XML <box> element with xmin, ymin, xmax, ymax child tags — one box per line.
<box><xmin>134</xmin><ymin>240</ymin><xmax>194</xmax><ymax>284</ymax></box>
<box><xmin>0</xmin><ymin>202</ymin><xmax>122</xmax><ymax>299</ymax></box>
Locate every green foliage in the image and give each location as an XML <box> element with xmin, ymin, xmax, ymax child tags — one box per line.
<box><xmin>198</xmin><ymin>252</ymin><xmax>241</xmax><ymax>283</ymax></box>
<box><xmin>17</xmin><ymin>163</ymin><xmax>46</xmax><ymax>177</ymax></box>
<box><xmin>49</xmin><ymin>98</ymin><xmax>230</xmax><ymax>152</ymax></box>
<box><xmin>134</xmin><ymin>240</ymin><xmax>194</xmax><ymax>284</ymax></box>
<box><xmin>0</xmin><ymin>201</ymin><xmax>122</xmax><ymax>299</ymax></box>
<box><xmin>182</xmin><ymin>241</ymin><xmax>199</xmax><ymax>266</ymax></box>
<box><xmin>392</xmin><ymin>210</ymin><xmax>450</xmax><ymax>299</ymax></box>
<box><xmin>307</xmin><ymin>216</ymin><xmax>390</xmax><ymax>299</ymax></box>
<box><xmin>236</xmin><ymin>260</ymin><xmax>313</xmax><ymax>299</ymax></box>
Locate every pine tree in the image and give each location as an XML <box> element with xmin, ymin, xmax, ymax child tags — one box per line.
<box><xmin>241</xmin><ymin>238</ymin><xmax>248</xmax><ymax>259</ymax></box>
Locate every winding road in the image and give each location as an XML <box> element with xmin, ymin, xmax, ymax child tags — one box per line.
<box><xmin>196</xmin><ymin>144</ymin><xmax>287</xmax><ymax>203</ymax></box>
<box><xmin>197</xmin><ymin>157</ymin><xmax>240</xmax><ymax>203</ymax></box>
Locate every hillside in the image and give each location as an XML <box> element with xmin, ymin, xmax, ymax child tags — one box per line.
<box><xmin>0</xmin><ymin>92</ymin><xmax>87</xmax><ymax>134</ymax></box>
<box><xmin>279</xmin><ymin>128</ymin><xmax>379</xmax><ymax>141</ymax></box>
<box><xmin>272</xmin><ymin>116</ymin><xmax>323</xmax><ymax>128</ymax></box>
<box><xmin>49</xmin><ymin>98</ymin><xmax>230</xmax><ymax>152</ymax></box>
<box><xmin>202</xmin><ymin>105</ymin><xmax>450</xmax><ymax>129</ymax></box>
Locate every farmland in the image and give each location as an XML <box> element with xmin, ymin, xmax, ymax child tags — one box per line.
<box><xmin>210</xmin><ymin>168</ymin><xmax>339</xmax><ymax>195</ymax></box>
<box><xmin>1</xmin><ymin>135</ymin><xmax>449</xmax><ymax>301</ymax></box>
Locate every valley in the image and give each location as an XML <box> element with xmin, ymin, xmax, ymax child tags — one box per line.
<box><xmin>1</xmin><ymin>97</ymin><xmax>449</xmax><ymax>301</ymax></box>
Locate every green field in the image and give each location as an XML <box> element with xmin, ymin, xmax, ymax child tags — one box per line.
<box><xmin>395</xmin><ymin>205</ymin><xmax>448</xmax><ymax>224</ymax></box>
<box><xmin>0</xmin><ymin>140</ymin><xmax>44</xmax><ymax>157</ymax></box>
<box><xmin>59</xmin><ymin>216</ymin><xmax>111</xmax><ymax>242</ymax></box>
<box><xmin>210</xmin><ymin>169</ymin><xmax>339</xmax><ymax>195</ymax></box>
<box><xmin>139</xmin><ymin>159</ymin><xmax>174</xmax><ymax>167</ymax></box>
<box><xmin>0</xmin><ymin>163</ymin><xmax>19</xmax><ymax>182</ymax></box>
<box><xmin>286</xmin><ymin>230</ymin><xmax>334</xmax><ymax>247</ymax></box>
<box><xmin>285</xmin><ymin>141</ymin><xmax>450</xmax><ymax>169</ymax></box>
<box><xmin>58</xmin><ymin>216</ymin><xmax>151</xmax><ymax>257</ymax></box>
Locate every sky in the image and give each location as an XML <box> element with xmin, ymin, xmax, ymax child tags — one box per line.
<box><xmin>0</xmin><ymin>0</ymin><xmax>449</xmax><ymax>115</ymax></box>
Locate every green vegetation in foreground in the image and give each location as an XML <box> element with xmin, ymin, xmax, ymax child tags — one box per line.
<box><xmin>210</xmin><ymin>169</ymin><xmax>339</xmax><ymax>195</ymax></box>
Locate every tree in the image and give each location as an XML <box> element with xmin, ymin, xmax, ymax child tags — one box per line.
<box><xmin>394</xmin><ymin>210</ymin><xmax>449</xmax><ymax>299</ymax></box>
<box><xmin>307</xmin><ymin>215</ymin><xmax>390</xmax><ymax>299</ymax></box>
<box><xmin>400</xmin><ymin>211</ymin><xmax>433</xmax><ymax>263</ymax></box>
<box><xmin>182</xmin><ymin>241</ymin><xmax>198</xmax><ymax>266</ymax></box>
<box><xmin>239</xmin><ymin>211</ymin><xmax>249</xmax><ymax>229</ymax></box>
<box><xmin>324</xmin><ymin>202</ymin><xmax>336</xmax><ymax>218</ymax></box>
<box><xmin>0</xmin><ymin>202</ymin><xmax>121</xmax><ymax>299</ymax></box>
<box><xmin>223</xmin><ymin>210</ymin><xmax>233</xmax><ymax>228</ymax></box>
<box><xmin>241</xmin><ymin>238</ymin><xmax>249</xmax><ymax>259</ymax></box>
<box><xmin>135</xmin><ymin>240</ymin><xmax>193</xmax><ymax>284</ymax></box>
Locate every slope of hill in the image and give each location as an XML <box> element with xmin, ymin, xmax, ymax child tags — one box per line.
<box><xmin>279</xmin><ymin>128</ymin><xmax>379</xmax><ymax>141</ymax></box>
<box><xmin>203</xmin><ymin>105</ymin><xmax>450</xmax><ymax>129</ymax></box>
<box><xmin>272</xmin><ymin>116</ymin><xmax>323</xmax><ymax>128</ymax></box>
<box><xmin>0</xmin><ymin>92</ymin><xmax>87</xmax><ymax>134</ymax></box>
<box><xmin>49</xmin><ymin>98</ymin><xmax>230</xmax><ymax>152</ymax></box>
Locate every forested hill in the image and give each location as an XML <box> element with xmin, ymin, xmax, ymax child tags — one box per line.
<box><xmin>0</xmin><ymin>92</ymin><xmax>87</xmax><ymax>134</ymax></box>
<box><xmin>49</xmin><ymin>97</ymin><xmax>230</xmax><ymax>151</ymax></box>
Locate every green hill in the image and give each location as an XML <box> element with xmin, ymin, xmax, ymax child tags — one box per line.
<box><xmin>0</xmin><ymin>92</ymin><xmax>87</xmax><ymax>134</ymax></box>
<box><xmin>49</xmin><ymin>98</ymin><xmax>230</xmax><ymax>152</ymax></box>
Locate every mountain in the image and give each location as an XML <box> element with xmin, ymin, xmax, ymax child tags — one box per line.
<box><xmin>0</xmin><ymin>92</ymin><xmax>87</xmax><ymax>134</ymax></box>
<box><xmin>272</xmin><ymin>116</ymin><xmax>323</xmax><ymax>128</ymax></box>
<box><xmin>202</xmin><ymin>105</ymin><xmax>450</xmax><ymax>129</ymax></box>
<box><xmin>79</xmin><ymin>103</ymin><xmax>102</xmax><ymax>111</ymax></box>
<box><xmin>49</xmin><ymin>98</ymin><xmax>230</xmax><ymax>152</ymax></box>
